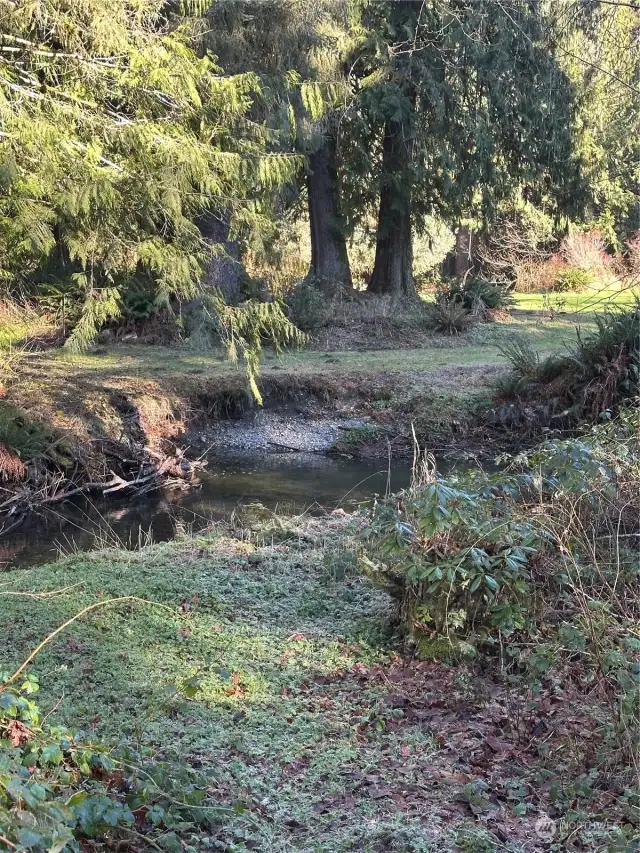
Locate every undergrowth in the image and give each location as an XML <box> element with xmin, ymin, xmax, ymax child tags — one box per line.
<box><xmin>0</xmin><ymin>404</ymin><xmax>72</xmax><ymax>471</ymax></box>
<box><xmin>496</xmin><ymin>301</ymin><xmax>640</xmax><ymax>420</ymax></box>
<box><xmin>0</xmin><ymin>671</ymin><xmax>232</xmax><ymax>853</ymax></box>
<box><xmin>1</xmin><ymin>414</ymin><xmax>639</xmax><ymax>850</ymax></box>
<box><xmin>359</xmin><ymin>406</ymin><xmax>640</xmax><ymax>838</ymax></box>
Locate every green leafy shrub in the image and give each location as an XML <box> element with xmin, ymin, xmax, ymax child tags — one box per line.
<box><xmin>498</xmin><ymin>337</ymin><xmax>541</xmax><ymax>380</ymax></box>
<box><xmin>448</xmin><ymin>278</ymin><xmax>514</xmax><ymax>313</ymax></box>
<box><xmin>285</xmin><ymin>278</ymin><xmax>326</xmax><ymax>332</ymax></box>
<box><xmin>574</xmin><ymin>305</ymin><xmax>640</xmax><ymax>411</ymax></box>
<box><xmin>498</xmin><ymin>303</ymin><xmax>640</xmax><ymax>419</ymax></box>
<box><xmin>359</xmin><ymin>477</ymin><xmax>543</xmax><ymax>640</ymax></box>
<box><xmin>36</xmin><ymin>276</ymin><xmax>85</xmax><ymax>333</ymax></box>
<box><xmin>122</xmin><ymin>279</ymin><xmax>164</xmax><ymax>323</ymax></box>
<box><xmin>511</xmin><ymin>413</ymin><xmax>640</xmax><ymax>767</ymax></box>
<box><xmin>493</xmin><ymin>371</ymin><xmax>530</xmax><ymax>400</ymax></box>
<box><xmin>0</xmin><ymin>673</ymin><xmax>228</xmax><ymax>852</ymax></box>
<box><xmin>498</xmin><ymin>337</ymin><xmax>571</xmax><ymax>384</ymax></box>
<box><xmin>432</xmin><ymin>278</ymin><xmax>513</xmax><ymax>326</ymax></box>
<box><xmin>0</xmin><ymin>673</ymin><xmax>136</xmax><ymax>851</ymax></box>
<box><xmin>360</xmin><ymin>410</ymin><xmax>640</xmax><ymax>770</ymax></box>
<box><xmin>553</xmin><ymin>267</ymin><xmax>593</xmax><ymax>292</ymax></box>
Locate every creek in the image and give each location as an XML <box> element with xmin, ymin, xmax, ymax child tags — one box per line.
<box><xmin>0</xmin><ymin>453</ymin><xmax>417</xmax><ymax>570</ymax></box>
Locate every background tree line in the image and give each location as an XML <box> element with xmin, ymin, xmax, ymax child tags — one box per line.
<box><xmin>0</xmin><ymin>0</ymin><xmax>638</xmax><ymax>349</ymax></box>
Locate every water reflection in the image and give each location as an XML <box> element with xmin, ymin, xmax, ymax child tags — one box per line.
<box><xmin>0</xmin><ymin>453</ymin><xmax>412</xmax><ymax>570</ymax></box>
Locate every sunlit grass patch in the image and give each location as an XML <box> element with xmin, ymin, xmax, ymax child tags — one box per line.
<box><xmin>511</xmin><ymin>283</ymin><xmax>638</xmax><ymax>313</ymax></box>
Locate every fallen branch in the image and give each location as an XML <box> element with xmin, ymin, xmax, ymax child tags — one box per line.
<box><xmin>0</xmin><ymin>446</ymin><xmax>206</xmax><ymax>522</ymax></box>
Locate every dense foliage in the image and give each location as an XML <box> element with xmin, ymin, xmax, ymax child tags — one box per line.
<box><xmin>499</xmin><ymin>301</ymin><xmax>640</xmax><ymax>419</ymax></box>
<box><xmin>2</xmin><ymin>0</ymin><xmax>637</xmax><ymax>343</ymax></box>
<box><xmin>360</xmin><ymin>407</ymin><xmax>640</xmax><ymax>764</ymax></box>
<box><xmin>0</xmin><ymin>0</ymin><xmax>301</xmax><ymax>369</ymax></box>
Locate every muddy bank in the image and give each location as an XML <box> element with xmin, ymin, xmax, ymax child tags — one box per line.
<box><xmin>0</xmin><ymin>349</ymin><xmax>524</xmax><ymax>524</ymax></box>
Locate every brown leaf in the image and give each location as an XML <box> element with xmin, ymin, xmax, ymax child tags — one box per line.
<box><xmin>6</xmin><ymin>719</ymin><xmax>31</xmax><ymax>747</ymax></box>
<box><xmin>486</xmin><ymin>735</ymin><xmax>511</xmax><ymax>754</ymax></box>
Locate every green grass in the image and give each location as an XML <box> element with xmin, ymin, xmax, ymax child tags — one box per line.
<box><xmin>421</xmin><ymin>280</ymin><xmax>637</xmax><ymax>317</ymax></box>
<box><xmin>0</xmin><ymin>521</ymin><xmax>450</xmax><ymax>851</ymax></box>
<box><xmin>0</xmin><ymin>517</ymin><xmax>632</xmax><ymax>851</ymax></box>
<box><xmin>511</xmin><ymin>284</ymin><xmax>638</xmax><ymax>314</ymax></box>
<box><xmin>42</xmin><ymin>315</ymin><xmax>584</xmax><ymax>379</ymax></box>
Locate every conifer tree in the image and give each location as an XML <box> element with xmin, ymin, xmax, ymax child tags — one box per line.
<box><xmin>201</xmin><ymin>0</ymin><xmax>355</xmax><ymax>294</ymax></box>
<box><xmin>0</xmin><ymin>0</ymin><xmax>301</xmax><ymax>360</ymax></box>
<box><xmin>345</xmin><ymin>0</ymin><xmax>580</xmax><ymax>296</ymax></box>
<box><xmin>551</xmin><ymin>1</ymin><xmax>640</xmax><ymax>243</ymax></box>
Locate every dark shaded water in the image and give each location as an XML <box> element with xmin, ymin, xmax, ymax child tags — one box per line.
<box><xmin>0</xmin><ymin>454</ymin><xmax>414</xmax><ymax>570</ymax></box>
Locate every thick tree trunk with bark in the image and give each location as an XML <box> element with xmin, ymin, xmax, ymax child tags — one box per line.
<box><xmin>368</xmin><ymin>119</ymin><xmax>414</xmax><ymax>297</ymax></box>
<box><xmin>198</xmin><ymin>211</ymin><xmax>243</xmax><ymax>305</ymax></box>
<box><xmin>307</xmin><ymin>135</ymin><xmax>352</xmax><ymax>294</ymax></box>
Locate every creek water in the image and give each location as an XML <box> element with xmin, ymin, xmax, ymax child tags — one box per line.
<box><xmin>0</xmin><ymin>453</ymin><xmax>416</xmax><ymax>571</ymax></box>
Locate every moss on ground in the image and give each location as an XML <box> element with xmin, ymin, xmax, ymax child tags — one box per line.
<box><xmin>0</xmin><ymin>516</ymin><xmax>633</xmax><ymax>851</ymax></box>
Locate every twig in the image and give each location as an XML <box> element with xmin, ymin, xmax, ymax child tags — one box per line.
<box><xmin>121</xmin><ymin>828</ymin><xmax>164</xmax><ymax>853</ymax></box>
<box><xmin>1</xmin><ymin>596</ymin><xmax>177</xmax><ymax>687</ymax></box>
<box><xmin>0</xmin><ymin>583</ymin><xmax>83</xmax><ymax>599</ymax></box>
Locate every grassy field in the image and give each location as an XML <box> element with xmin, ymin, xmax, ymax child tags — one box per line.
<box><xmin>511</xmin><ymin>284</ymin><xmax>638</xmax><ymax>313</ymax></box>
<box><xmin>0</xmin><ymin>515</ymin><xmax>628</xmax><ymax>852</ymax></box>
<box><xmin>418</xmin><ymin>281</ymin><xmax>638</xmax><ymax>316</ymax></box>
<box><xmin>0</xmin><ymin>295</ymin><xmax>636</xmax><ymax>850</ymax></box>
<box><xmin>25</xmin><ymin>312</ymin><xmax>588</xmax><ymax>387</ymax></box>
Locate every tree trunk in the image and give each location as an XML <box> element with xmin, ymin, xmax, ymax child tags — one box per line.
<box><xmin>454</xmin><ymin>226</ymin><xmax>477</xmax><ymax>277</ymax></box>
<box><xmin>368</xmin><ymin>119</ymin><xmax>414</xmax><ymax>297</ymax></box>
<box><xmin>198</xmin><ymin>211</ymin><xmax>243</xmax><ymax>305</ymax></box>
<box><xmin>307</xmin><ymin>135</ymin><xmax>352</xmax><ymax>294</ymax></box>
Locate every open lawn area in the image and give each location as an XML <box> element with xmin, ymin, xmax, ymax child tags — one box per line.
<box><xmin>511</xmin><ymin>284</ymin><xmax>639</xmax><ymax>314</ymax></box>
<box><xmin>30</xmin><ymin>313</ymin><xmax>590</xmax><ymax>388</ymax></box>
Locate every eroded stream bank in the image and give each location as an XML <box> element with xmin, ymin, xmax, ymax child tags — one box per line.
<box><xmin>1</xmin><ymin>350</ymin><xmax>507</xmax><ymax>530</ymax></box>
